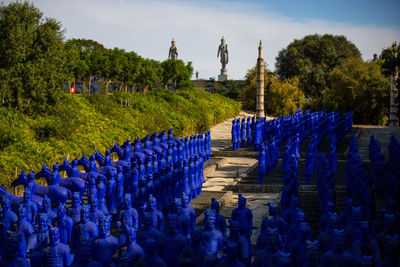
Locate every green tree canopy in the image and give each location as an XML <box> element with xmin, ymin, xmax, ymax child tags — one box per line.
<box><xmin>0</xmin><ymin>1</ymin><xmax>67</xmax><ymax>114</ymax></box>
<box><xmin>275</xmin><ymin>34</ymin><xmax>361</xmax><ymax>98</ymax></box>
<box><xmin>326</xmin><ymin>57</ymin><xmax>390</xmax><ymax>124</ymax></box>
<box><xmin>161</xmin><ymin>59</ymin><xmax>193</xmax><ymax>89</ymax></box>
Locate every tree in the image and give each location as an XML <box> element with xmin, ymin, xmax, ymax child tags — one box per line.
<box><xmin>327</xmin><ymin>57</ymin><xmax>390</xmax><ymax>124</ymax></box>
<box><xmin>240</xmin><ymin>66</ymin><xmax>303</xmax><ymax>116</ymax></box>
<box><xmin>0</xmin><ymin>1</ymin><xmax>67</xmax><ymax>113</ymax></box>
<box><xmin>275</xmin><ymin>34</ymin><xmax>361</xmax><ymax>98</ymax></box>
<box><xmin>136</xmin><ymin>59</ymin><xmax>162</xmax><ymax>92</ymax></box>
<box><xmin>161</xmin><ymin>59</ymin><xmax>193</xmax><ymax>89</ymax></box>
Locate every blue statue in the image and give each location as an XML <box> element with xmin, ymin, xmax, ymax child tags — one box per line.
<box><xmin>0</xmin><ymin>232</ymin><xmax>30</xmax><ymax>267</ymax></box>
<box><xmin>92</xmin><ymin>215</ymin><xmax>119</xmax><ymax>266</ymax></box>
<box><xmin>1</xmin><ymin>197</ymin><xmax>17</xmax><ymax>231</ymax></box>
<box><xmin>105</xmin><ymin>166</ymin><xmax>117</xmax><ymax>215</ymax></box>
<box><xmin>88</xmin><ymin>196</ymin><xmax>103</xmax><ymax>226</ymax></box>
<box><xmin>289</xmin><ymin>222</ymin><xmax>311</xmax><ymax>266</ymax></box>
<box><xmin>171</xmin><ymin>197</ymin><xmax>191</xmax><ymax>241</ymax></box>
<box><xmin>321</xmin><ymin>229</ymin><xmax>355</xmax><ymax>267</ymax></box>
<box><xmin>41</xmin><ymin>195</ymin><xmax>56</xmax><ymax>223</ymax></box>
<box><xmin>338</xmin><ymin>198</ymin><xmax>353</xmax><ymax>227</ymax></box>
<box><xmin>116</xmin><ymin>193</ymin><xmax>139</xmax><ymax>230</ymax></box>
<box><xmin>26</xmin><ymin>213</ymin><xmax>50</xmax><ymax>257</ymax></box>
<box><xmin>232</xmin><ymin>119</ymin><xmax>238</xmax><ymax>151</ymax></box>
<box><xmin>227</xmin><ymin>220</ymin><xmax>250</xmax><ymax>266</ymax></box>
<box><xmin>217</xmin><ymin>242</ymin><xmax>245</xmax><ymax>267</ymax></box>
<box><xmin>15</xmin><ymin>205</ymin><xmax>34</xmax><ymax>258</ymax></box>
<box><xmin>352</xmin><ymin>221</ymin><xmax>381</xmax><ymax>265</ymax></box>
<box><xmin>201</xmin><ymin>209</ymin><xmax>224</xmax><ymax>259</ymax></box>
<box><xmin>240</xmin><ymin>118</ymin><xmax>246</xmax><ymax>147</ymax></box>
<box><xmin>42</xmin><ymin>227</ymin><xmax>72</xmax><ymax>267</ymax></box>
<box><xmin>158</xmin><ymin>214</ymin><xmax>188</xmax><ymax>267</ymax></box>
<box><xmin>87</xmin><ymin>176</ymin><xmax>97</xmax><ymax>202</ymax></box>
<box><xmin>115</xmin><ymin>166</ymin><xmax>124</xmax><ymax>209</ymax></box>
<box><xmin>118</xmin><ymin>226</ymin><xmax>145</xmax><ymax>266</ymax></box>
<box><xmin>258</xmin><ymin>144</ymin><xmax>266</xmax><ymax>183</ymax></box>
<box><xmin>252</xmin><ymin>227</ymin><xmax>284</xmax><ymax>267</ymax></box>
<box><xmin>182</xmin><ymin>193</ymin><xmax>196</xmax><ymax>232</ymax></box>
<box><xmin>71</xmin><ymin>205</ymin><xmax>99</xmax><ymax>254</ymax></box>
<box><xmin>69</xmin><ymin>239</ymin><xmax>102</xmax><ymax>267</ymax></box>
<box><xmin>231</xmin><ymin>194</ymin><xmax>253</xmax><ymax>240</ymax></box>
<box><xmin>136</xmin><ymin>238</ymin><xmax>167</xmax><ymax>267</ymax></box>
<box><xmin>317</xmin><ymin>212</ymin><xmax>339</xmax><ymax>254</ymax></box>
<box><xmin>179</xmin><ymin>229</ymin><xmax>207</xmax><ymax>267</ymax></box>
<box><xmin>136</xmin><ymin>213</ymin><xmax>163</xmax><ymax>248</ymax></box>
<box><xmin>22</xmin><ymin>190</ymin><xmax>38</xmax><ymax>224</ymax></box>
<box><xmin>54</xmin><ymin>204</ymin><xmax>73</xmax><ymax>245</ymax></box>
<box><xmin>67</xmin><ymin>192</ymin><xmax>81</xmax><ymax>224</ymax></box>
<box><xmin>344</xmin><ymin>206</ymin><xmax>362</xmax><ymax>247</ymax></box>
<box><xmin>96</xmin><ymin>175</ymin><xmax>108</xmax><ymax>215</ymax></box>
<box><xmin>305</xmin><ymin>240</ymin><xmax>320</xmax><ymax>267</ymax></box>
<box><xmin>147</xmin><ymin>194</ymin><xmax>163</xmax><ymax>231</ymax></box>
<box><xmin>211</xmin><ymin>198</ymin><xmax>227</xmax><ymax>237</ymax></box>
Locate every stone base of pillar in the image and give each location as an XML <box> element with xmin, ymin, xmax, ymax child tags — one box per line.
<box><xmin>218</xmin><ymin>74</ymin><xmax>229</xmax><ymax>81</ymax></box>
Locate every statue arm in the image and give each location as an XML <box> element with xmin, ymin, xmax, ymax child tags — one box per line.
<box><xmin>226</xmin><ymin>45</ymin><xmax>229</xmax><ymax>64</ymax></box>
<box><xmin>217</xmin><ymin>45</ymin><xmax>221</xmax><ymax>58</ymax></box>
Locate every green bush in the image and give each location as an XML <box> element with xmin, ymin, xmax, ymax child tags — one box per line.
<box><xmin>0</xmin><ymin>88</ymin><xmax>241</xmax><ymax>190</ymax></box>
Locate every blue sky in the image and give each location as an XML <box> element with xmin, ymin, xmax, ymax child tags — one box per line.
<box><xmin>5</xmin><ymin>0</ymin><xmax>400</xmax><ymax>79</ymax></box>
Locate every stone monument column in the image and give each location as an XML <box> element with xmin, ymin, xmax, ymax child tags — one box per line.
<box><xmin>256</xmin><ymin>40</ymin><xmax>265</xmax><ymax>118</ymax></box>
<box><xmin>389</xmin><ymin>42</ymin><xmax>399</xmax><ymax>127</ymax></box>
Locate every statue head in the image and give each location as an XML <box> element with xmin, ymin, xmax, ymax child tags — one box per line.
<box><xmin>126</xmin><ymin>226</ymin><xmax>137</xmax><ymax>244</ymax></box>
<box><xmin>144</xmin><ymin>238</ymin><xmax>158</xmax><ymax>257</ymax></box>
<box><xmin>221</xmin><ymin>36</ymin><xmax>225</xmax><ymax>44</ymax></box>
<box><xmin>204</xmin><ymin>209</ymin><xmax>216</xmax><ymax>229</ymax></box>
<box><xmin>124</xmin><ymin>194</ymin><xmax>132</xmax><ymax>208</ymax></box>
<box><xmin>49</xmin><ymin>227</ymin><xmax>60</xmax><ymax>245</ymax></box>
<box><xmin>53</xmin><ymin>162</ymin><xmax>59</xmax><ymax>172</ymax></box>
<box><xmin>81</xmin><ymin>205</ymin><xmax>90</xmax><ymax>223</ymax></box>
<box><xmin>238</xmin><ymin>194</ymin><xmax>246</xmax><ymax>209</ymax></box>
<box><xmin>211</xmin><ymin>198</ymin><xmax>220</xmax><ymax>214</ymax></box>
<box><xmin>225</xmin><ymin>242</ymin><xmax>238</xmax><ymax>260</ymax></box>
<box><xmin>42</xmin><ymin>195</ymin><xmax>51</xmax><ymax>211</ymax></box>
<box><xmin>57</xmin><ymin>204</ymin><xmax>66</xmax><ymax>218</ymax></box>
<box><xmin>171</xmin><ymin>38</ymin><xmax>176</xmax><ymax>46</ymax></box>
<box><xmin>28</xmin><ymin>171</ymin><xmax>35</xmax><ymax>182</ymax></box>
<box><xmin>173</xmin><ymin>198</ymin><xmax>182</xmax><ymax>214</ymax></box>
<box><xmin>89</xmin><ymin>196</ymin><xmax>98</xmax><ymax>210</ymax></box>
<box><xmin>99</xmin><ymin>215</ymin><xmax>111</xmax><ymax>237</ymax></box>
<box><xmin>148</xmin><ymin>194</ymin><xmax>157</xmax><ymax>211</ymax></box>
<box><xmin>166</xmin><ymin>214</ymin><xmax>178</xmax><ymax>234</ymax></box>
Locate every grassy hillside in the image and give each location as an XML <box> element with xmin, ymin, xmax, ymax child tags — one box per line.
<box><xmin>0</xmin><ymin>88</ymin><xmax>241</xmax><ymax>189</ymax></box>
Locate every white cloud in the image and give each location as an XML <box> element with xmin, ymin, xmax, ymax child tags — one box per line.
<box><xmin>10</xmin><ymin>0</ymin><xmax>400</xmax><ymax>79</ymax></box>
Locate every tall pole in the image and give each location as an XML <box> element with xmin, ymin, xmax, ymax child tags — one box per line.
<box><xmin>256</xmin><ymin>40</ymin><xmax>265</xmax><ymax>118</ymax></box>
<box><xmin>389</xmin><ymin>42</ymin><xmax>399</xmax><ymax>127</ymax></box>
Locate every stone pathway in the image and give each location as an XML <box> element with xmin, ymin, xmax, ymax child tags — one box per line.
<box><xmin>195</xmin><ymin>111</ymin><xmax>280</xmax><ymax>245</ymax></box>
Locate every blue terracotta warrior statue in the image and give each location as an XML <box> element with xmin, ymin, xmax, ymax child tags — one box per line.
<box><xmin>182</xmin><ymin>193</ymin><xmax>196</xmax><ymax>232</ymax></box>
<box><xmin>96</xmin><ymin>175</ymin><xmax>108</xmax><ymax>215</ymax></box>
<box><xmin>1</xmin><ymin>197</ymin><xmax>17</xmax><ymax>231</ymax></box>
<box><xmin>246</xmin><ymin>117</ymin><xmax>251</xmax><ymax>145</ymax></box>
<box><xmin>105</xmin><ymin>166</ymin><xmax>117</xmax><ymax>215</ymax></box>
<box><xmin>41</xmin><ymin>195</ymin><xmax>56</xmax><ymax>223</ymax></box>
<box><xmin>69</xmin><ymin>239</ymin><xmax>102</xmax><ymax>267</ymax></box>
<box><xmin>211</xmin><ymin>198</ymin><xmax>227</xmax><ymax>237</ymax></box>
<box><xmin>116</xmin><ymin>193</ymin><xmax>139</xmax><ymax>230</ymax></box>
<box><xmin>26</xmin><ymin>213</ymin><xmax>50</xmax><ymax>259</ymax></box>
<box><xmin>179</xmin><ymin>229</ymin><xmax>207</xmax><ymax>267</ymax></box>
<box><xmin>22</xmin><ymin>190</ymin><xmax>38</xmax><ymax>224</ymax></box>
<box><xmin>158</xmin><ymin>214</ymin><xmax>188</xmax><ymax>267</ymax></box>
<box><xmin>147</xmin><ymin>194</ymin><xmax>163</xmax><ymax>231</ymax></box>
<box><xmin>201</xmin><ymin>209</ymin><xmax>224</xmax><ymax>259</ymax></box>
<box><xmin>136</xmin><ymin>213</ymin><xmax>163</xmax><ymax>248</ymax></box>
<box><xmin>252</xmin><ymin>227</ymin><xmax>284</xmax><ymax>267</ymax></box>
<box><xmin>53</xmin><ymin>204</ymin><xmax>73</xmax><ymax>245</ymax></box>
<box><xmin>217</xmin><ymin>242</ymin><xmax>245</xmax><ymax>267</ymax></box>
<box><xmin>42</xmin><ymin>227</ymin><xmax>72</xmax><ymax>267</ymax></box>
<box><xmin>118</xmin><ymin>226</ymin><xmax>145</xmax><ymax>266</ymax></box>
<box><xmin>67</xmin><ymin>192</ymin><xmax>81</xmax><ymax>224</ymax></box>
<box><xmin>88</xmin><ymin>196</ymin><xmax>103</xmax><ymax>225</ymax></box>
<box><xmin>0</xmin><ymin>232</ymin><xmax>30</xmax><ymax>267</ymax></box>
<box><xmin>15</xmin><ymin>205</ymin><xmax>34</xmax><ymax>258</ymax></box>
<box><xmin>171</xmin><ymin>197</ymin><xmax>191</xmax><ymax>241</ymax></box>
<box><xmin>321</xmin><ymin>229</ymin><xmax>355</xmax><ymax>267</ymax></box>
<box><xmin>136</xmin><ymin>238</ymin><xmax>167</xmax><ymax>267</ymax></box>
<box><xmin>92</xmin><ymin>215</ymin><xmax>119</xmax><ymax>266</ymax></box>
<box><xmin>231</xmin><ymin>194</ymin><xmax>253</xmax><ymax>240</ymax></box>
<box><xmin>227</xmin><ymin>220</ymin><xmax>250</xmax><ymax>266</ymax></box>
<box><xmin>71</xmin><ymin>205</ymin><xmax>99</xmax><ymax>254</ymax></box>
<box><xmin>232</xmin><ymin>119</ymin><xmax>238</xmax><ymax>151</ymax></box>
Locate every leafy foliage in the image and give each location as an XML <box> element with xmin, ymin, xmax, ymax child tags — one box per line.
<box><xmin>0</xmin><ymin>88</ymin><xmax>240</xmax><ymax>188</ymax></box>
<box><xmin>275</xmin><ymin>34</ymin><xmax>361</xmax><ymax>98</ymax></box>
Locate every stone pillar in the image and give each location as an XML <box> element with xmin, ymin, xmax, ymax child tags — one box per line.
<box><xmin>256</xmin><ymin>40</ymin><xmax>265</xmax><ymax>118</ymax></box>
<box><xmin>389</xmin><ymin>43</ymin><xmax>398</xmax><ymax>127</ymax></box>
